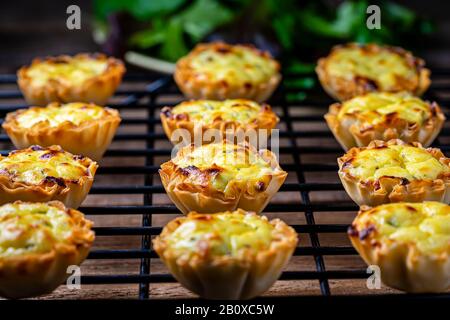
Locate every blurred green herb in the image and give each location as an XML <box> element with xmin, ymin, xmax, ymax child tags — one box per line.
<box><xmin>284</xmin><ymin>77</ymin><xmax>316</xmax><ymax>89</ymax></box>
<box><xmin>296</xmin><ymin>0</ymin><xmax>433</xmax><ymax>44</ymax></box>
<box><xmin>286</xmin><ymin>91</ymin><xmax>307</xmax><ymax>103</ymax></box>
<box><xmin>285</xmin><ymin>61</ymin><xmax>316</xmax><ymax>74</ymax></box>
<box><xmin>94</xmin><ymin>0</ymin><xmax>186</xmax><ymax>21</ymax></box>
<box><xmin>96</xmin><ymin>0</ymin><xmax>233</xmax><ymax>61</ymax></box>
<box><xmin>93</xmin><ymin>0</ymin><xmax>435</xmax><ymax>63</ymax></box>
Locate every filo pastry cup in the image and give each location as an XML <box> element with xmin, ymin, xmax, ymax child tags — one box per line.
<box><xmin>349</xmin><ymin>202</ymin><xmax>450</xmax><ymax>293</ymax></box>
<box><xmin>17</xmin><ymin>53</ymin><xmax>125</xmax><ymax>106</ymax></box>
<box><xmin>0</xmin><ymin>145</ymin><xmax>97</xmax><ymax>208</ymax></box>
<box><xmin>338</xmin><ymin>139</ymin><xmax>450</xmax><ymax>206</ymax></box>
<box><xmin>0</xmin><ymin>201</ymin><xmax>94</xmax><ymax>299</ymax></box>
<box><xmin>159</xmin><ymin>141</ymin><xmax>287</xmax><ymax>214</ymax></box>
<box><xmin>160</xmin><ymin>99</ymin><xmax>278</xmax><ymax>145</ymax></box>
<box><xmin>3</xmin><ymin>102</ymin><xmax>121</xmax><ymax>161</ymax></box>
<box><xmin>174</xmin><ymin>42</ymin><xmax>281</xmax><ymax>103</ymax></box>
<box><xmin>153</xmin><ymin>209</ymin><xmax>298</xmax><ymax>299</ymax></box>
<box><xmin>316</xmin><ymin>43</ymin><xmax>430</xmax><ymax>101</ymax></box>
<box><xmin>325</xmin><ymin>92</ymin><xmax>445</xmax><ymax>151</ymax></box>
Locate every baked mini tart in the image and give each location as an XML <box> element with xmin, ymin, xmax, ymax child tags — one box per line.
<box><xmin>325</xmin><ymin>92</ymin><xmax>445</xmax><ymax>150</ymax></box>
<box><xmin>338</xmin><ymin>139</ymin><xmax>450</xmax><ymax>206</ymax></box>
<box><xmin>349</xmin><ymin>202</ymin><xmax>450</xmax><ymax>293</ymax></box>
<box><xmin>159</xmin><ymin>141</ymin><xmax>287</xmax><ymax>214</ymax></box>
<box><xmin>316</xmin><ymin>43</ymin><xmax>430</xmax><ymax>101</ymax></box>
<box><xmin>0</xmin><ymin>201</ymin><xmax>94</xmax><ymax>299</ymax></box>
<box><xmin>17</xmin><ymin>53</ymin><xmax>125</xmax><ymax>106</ymax></box>
<box><xmin>0</xmin><ymin>145</ymin><xmax>98</xmax><ymax>208</ymax></box>
<box><xmin>3</xmin><ymin>102</ymin><xmax>121</xmax><ymax>161</ymax></box>
<box><xmin>160</xmin><ymin>99</ymin><xmax>279</xmax><ymax>145</ymax></box>
<box><xmin>174</xmin><ymin>42</ymin><xmax>281</xmax><ymax>102</ymax></box>
<box><xmin>153</xmin><ymin>209</ymin><xmax>298</xmax><ymax>299</ymax></box>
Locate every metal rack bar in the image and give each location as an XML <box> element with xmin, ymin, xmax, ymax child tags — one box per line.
<box><xmin>279</xmin><ymin>82</ymin><xmax>331</xmax><ymax>295</ymax></box>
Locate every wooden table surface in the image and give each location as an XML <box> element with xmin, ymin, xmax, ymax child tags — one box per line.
<box><xmin>1</xmin><ymin>0</ymin><xmax>450</xmax><ymax>298</ymax></box>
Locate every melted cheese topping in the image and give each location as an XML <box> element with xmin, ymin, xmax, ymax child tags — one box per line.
<box><xmin>166</xmin><ymin>211</ymin><xmax>274</xmax><ymax>256</ymax></box>
<box><xmin>0</xmin><ymin>202</ymin><xmax>74</xmax><ymax>257</ymax></box>
<box><xmin>356</xmin><ymin>202</ymin><xmax>450</xmax><ymax>254</ymax></box>
<box><xmin>171</xmin><ymin>99</ymin><xmax>264</xmax><ymax>124</ymax></box>
<box><xmin>0</xmin><ymin>147</ymin><xmax>89</xmax><ymax>185</ymax></box>
<box><xmin>173</xmin><ymin>143</ymin><xmax>274</xmax><ymax>191</ymax></box>
<box><xmin>15</xmin><ymin>103</ymin><xmax>107</xmax><ymax>128</ymax></box>
<box><xmin>26</xmin><ymin>57</ymin><xmax>108</xmax><ymax>86</ymax></box>
<box><xmin>338</xmin><ymin>92</ymin><xmax>432</xmax><ymax>126</ymax></box>
<box><xmin>325</xmin><ymin>46</ymin><xmax>418</xmax><ymax>90</ymax></box>
<box><xmin>188</xmin><ymin>45</ymin><xmax>279</xmax><ymax>85</ymax></box>
<box><xmin>347</xmin><ymin>144</ymin><xmax>449</xmax><ymax>181</ymax></box>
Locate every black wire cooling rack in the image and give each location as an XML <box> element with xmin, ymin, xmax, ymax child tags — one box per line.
<box><xmin>0</xmin><ymin>67</ymin><xmax>449</xmax><ymax>300</ymax></box>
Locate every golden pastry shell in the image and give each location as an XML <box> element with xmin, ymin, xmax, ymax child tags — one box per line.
<box><xmin>160</xmin><ymin>100</ymin><xmax>279</xmax><ymax>145</ymax></box>
<box><xmin>316</xmin><ymin>43</ymin><xmax>431</xmax><ymax>101</ymax></box>
<box><xmin>174</xmin><ymin>42</ymin><xmax>281</xmax><ymax>103</ymax></box>
<box><xmin>338</xmin><ymin>139</ymin><xmax>450</xmax><ymax>206</ymax></box>
<box><xmin>17</xmin><ymin>53</ymin><xmax>125</xmax><ymax>106</ymax></box>
<box><xmin>2</xmin><ymin>103</ymin><xmax>121</xmax><ymax>161</ymax></box>
<box><xmin>0</xmin><ymin>145</ymin><xmax>98</xmax><ymax>208</ymax></box>
<box><xmin>325</xmin><ymin>98</ymin><xmax>445</xmax><ymax>151</ymax></box>
<box><xmin>153</xmin><ymin>209</ymin><xmax>298</xmax><ymax>299</ymax></box>
<box><xmin>159</xmin><ymin>142</ymin><xmax>287</xmax><ymax>214</ymax></box>
<box><xmin>348</xmin><ymin>204</ymin><xmax>450</xmax><ymax>293</ymax></box>
<box><xmin>0</xmin><ymin>200</ymin><xmax>94</xmax><ymax>299</ymax></box>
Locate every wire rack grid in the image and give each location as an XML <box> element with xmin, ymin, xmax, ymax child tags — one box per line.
<box><xmin>0</xmin><ymin>67</ymin><xmax>449</xmax><ymax>299</ymax></box>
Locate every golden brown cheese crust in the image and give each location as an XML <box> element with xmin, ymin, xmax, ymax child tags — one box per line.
<box><xmin>325</xmin><ymin>92</ymin><xmax>445</xmax><ymax>150</ymax></box>
<box><xmin>159</xmin><ymin>141</ymin><xmax>287</xmax><ymax>214</ymax></box>
<box><xmin>174</xmin><ymin>42</ymin><xmax>281</xmax><ymax>102</ymax></box>
<box><xmin>349</xmin><ymin>202</ymin><xmax>450</xmax><ymax>293</ymax></box>
<box><xmin>3</xmin><ymin>102</ymin><xmax>121</xmax><ymax>161</ymax></box>
<box><xmin>0</xmin><ymin>145</ymin><xmax>97</xmax><ymax>208</ymax></box>
<box><xmin>153</xmin><ymin>209</ymin><xmax>298</xmax><ymax>299</ymax></box>
<box><xmin>338</xmin><ymin>139</ymin><xmax>450</xmax><ymax>206</ymax></box>
<box><xmin>17</xmin><ymin>53</ymin><xmax>125</xmax><ymax>106</ymax></box>
<box><xmin>316</xmin><ymin>43</ymin><xmax>430</xmax><ymax>101</ymax></box>
<box><xmin>160</xmin><ymin>99</ymin><xmax>279</xmax><ymax>144</ymax></box>
<box><xmin>0</xmin><ymin>200</ymin><xmax>94</xmax><ymax>299</ymax></box>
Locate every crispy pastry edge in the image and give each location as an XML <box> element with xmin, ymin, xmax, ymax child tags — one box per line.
<box><xmin>160</xmin><ymin>100</ymin><xmax>279</xmax><ymax>145</ymax></box>
<box><xmin>153</xmin><ymin>210</ymin><xmax>298</xmax><ymax>299</ymax></box>
<box><xmin>174</xmin><ymin>42</ymin><xmax>281</xmax><ymax>103</ymax></box>
<box><xmin>337</xmin><ymin>139</ymin><xmax>450</xmax><ymax>206</ymax></box>
<box><xmin>325</xmin><ymin>98</ymin><xmax>445</xmax><ymax>151</ymax></box>
<box><xmin>0</xmin><ymin>200</ymin><xmax>95</xmax><ymax>299</ymax></box>
<box><xmin>0</xmin><ymin>145</ymin><xmax>98</xmax><ymax>208</ymax></box>
<box><xmin>348</xmin><ymin>204</ymin><xmax>450</xmax><ymax>293</ymax></box>
<box><xmin>159</xmin><ymin>142</ymin><xmax>287</xmax><ymax>214</ymax></box>
<box><xmin>316</xmin><ymin>43</ymin><xmax>431</xmax><ymax>101</ymax></box>
<box><xmin>17</xmin><ymin>53</ymin><xmax>125</xmax><ymax>106</ymax></box>
<box><xmin>3</xmin><ymin>103</ymin><xmax>121</xmax><ymax>161</ymax></box>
